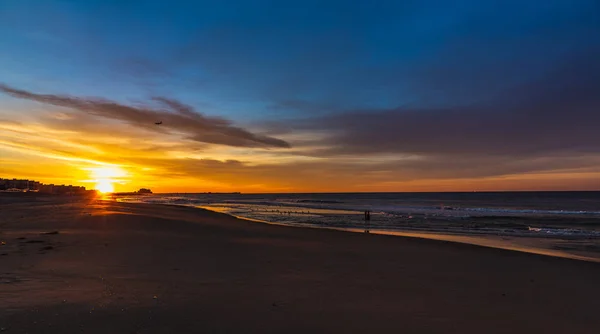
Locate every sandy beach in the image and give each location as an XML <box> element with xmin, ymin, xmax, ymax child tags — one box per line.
<box><xmin>1</xmin><ymin>195</ymin><xmax>600</xmax><ymax>333</ymax></box>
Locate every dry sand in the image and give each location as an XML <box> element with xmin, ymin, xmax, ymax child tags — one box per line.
<box><xmin>1</xmin><ymin>195</ymin><xmax>599</xmax><ymax>333</ymax></box>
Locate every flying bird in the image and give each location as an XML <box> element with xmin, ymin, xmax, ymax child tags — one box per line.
<box><xmin>155</xmin><ymin>121</ymin><xmax>162</xmax><ymax>125</ymax></box>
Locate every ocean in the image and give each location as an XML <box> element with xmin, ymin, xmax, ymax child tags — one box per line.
<box><xmin>116</xmin><ymin>192</ymin><xmax>600</xmax><ymax>238</ymax></box>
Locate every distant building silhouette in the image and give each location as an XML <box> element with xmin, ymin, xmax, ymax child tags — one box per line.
<box><xmin>0</xmin><ymin>177</ymin><xmax>93</xmax><ymax>195</ymax></box>
<box><xmin>111</xmin><ymin>188</ymin><xmax>153</xmax><ymax>196</ymax></box>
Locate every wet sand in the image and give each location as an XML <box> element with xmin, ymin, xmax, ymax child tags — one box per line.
<box><xmin>1</xmin><ymin>195</ymin><xmax>600</xmax><ymax>333</ymax></box>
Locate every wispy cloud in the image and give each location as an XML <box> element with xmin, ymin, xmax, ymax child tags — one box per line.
<box><xmin>0</xmin><ymin>84</ymin><xmax>291</xmax><ymax>148</ymax></box>
<box><xmin>3</xmin><ymin>116</ymin><xmax>600</xmax><ymax>192</ymax></box>
<box><xmin>292</xmin><ymin>47</ymin><xmax>600</xmax><ymax>158</ymax></box>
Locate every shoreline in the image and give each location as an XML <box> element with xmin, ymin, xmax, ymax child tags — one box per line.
<box><xmin>161</xmin><ymin>201</ymin><xmax>600</xmax><ymax>264</ymax></box>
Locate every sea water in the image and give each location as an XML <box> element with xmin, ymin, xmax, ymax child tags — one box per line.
<box><xmin>117</xmin><ymin>192</ymin><xmax>600</xmax><ymax>238</ymax></box>
<box><xmin>116</xmin><ymin>192</ymin><xmax>600</xmax><ymax>261</ymax></box>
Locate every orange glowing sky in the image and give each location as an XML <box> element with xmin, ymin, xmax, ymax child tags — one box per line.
<box><xmin>2</xmin><ymin>113</ymin><xmax>600</xmax><ymax>193</ymax></box>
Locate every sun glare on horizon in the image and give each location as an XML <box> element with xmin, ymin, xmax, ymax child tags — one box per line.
<box><xmin>95</xmin><ymin>179</ymin><xmax>114</xmax><ymax>193</ymax></box>
<box><xmin>87</xmin><ymin>166</ymin><xmax>127</xmax><ymax>193</ymax></box>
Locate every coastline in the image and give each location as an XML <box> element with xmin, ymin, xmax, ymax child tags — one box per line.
<box><xmin>114</xmin><ymin>192</ymin><xmax>600</xmax><ymax>263</ymax></box>
<box><xmin>198</xmin><ymin>203</ymin><xmax>600</xmax><ymax>263</ymax></box>
<box><xmin>2</xmin><ymin>196</ymin><xmax>600</xmax><ymax>333</ymax></box>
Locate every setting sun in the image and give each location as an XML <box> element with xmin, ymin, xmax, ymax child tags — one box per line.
<box><xmin>95</xmin><ymin>179</ymin><xmax>114</xmax><ymax>193</ymax></box>
<box><xmin>87</xmin><ymin>166</ymin><xmax>127</xmax><ymax>193</ymax></box>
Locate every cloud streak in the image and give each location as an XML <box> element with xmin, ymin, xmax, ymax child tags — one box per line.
<box><xmin>0</xmin><ymin>84</ymin><xmax>291</xmax><ymax>148</ymax></box>
<box><xmin>3</xmin><ymin>117</ymin><xmax>600</xmax><ymax>192</ymax></box>
<box><xmin>295</xmin><ymin>47</ymin><xmax>600</xmax><ymax>158</ymax></box>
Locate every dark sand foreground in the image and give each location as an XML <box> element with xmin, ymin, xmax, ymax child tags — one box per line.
<box><xmin>1</xmin><ymin>195</ymin><xmax>599</xmax><ymax>333</ymax></box>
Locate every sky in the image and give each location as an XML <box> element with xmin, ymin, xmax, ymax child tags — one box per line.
<box><xmin>1</xmin><ymin>0</ymin><xmax>599</xmax><ymax>193</ymax></box>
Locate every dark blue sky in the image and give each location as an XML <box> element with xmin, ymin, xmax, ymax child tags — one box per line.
<box><xmin>3</xmin><ymin>0</ymin><xmax>597</xmax><ymax>115</ymax></box>
<box><xmin>1</xmin><ymin>0</ymin><xmax>599</xmax><ymax>191</ymax></box>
